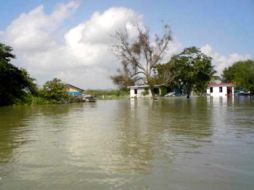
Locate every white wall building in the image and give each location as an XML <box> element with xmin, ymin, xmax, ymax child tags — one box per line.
<box><xmin>207</xmin><ymin>82</ymin><xmax>234</xmax><ymax>97</ymax></box>
<box><xmin>129</xmin><ymin>85</ymin><xmax>161</xmax><ymax>98</ymax></box>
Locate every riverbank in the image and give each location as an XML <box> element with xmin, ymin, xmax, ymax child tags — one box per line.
<box><xmin>3</xmin><ymin>89</ymin><xmax>129</xmax><ymax>107</ymax></box>
<box><xmin>84</xmin><ymin>89</ymin><xmax>129</xmax><ymax>100</ymax></box>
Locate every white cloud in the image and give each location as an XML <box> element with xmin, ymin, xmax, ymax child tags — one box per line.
<box><xmin>0</xmin><ymin>1</ymin><xmax>182</xmax><ymax>89</ymax></box>
<box><xmin>3</xmin><ymin>1</ymin><xmax>79</xmax><ymax>51</ymax></box>
<box><xmin>1</xmin><ymin>2</ymin><xmax>182</xmax><ymax>89</ymax></box>
<box><xmin>1</xmin><ymin>3</ymin><xmax>149</xmax><ymax>89</ymax></box>
<box><xmin>162</xmin><ymin>39</ymin><xmax>182</xmax><ymax>63</ymax></box>
<box><xmin>201</xmin><ymin>44</ymin><xmax>251</xmax><ymax>74</ymax></box>
<box><xmin>63</xmin><ymin>7</ymin><xmax>145</xmax><ymax>71</ymax></box>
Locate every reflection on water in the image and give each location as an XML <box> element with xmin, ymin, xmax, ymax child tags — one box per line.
<box><xmin>0</xmin><ymin>98</ymin><xmax>254</xmax><ymax>190</ymax></box>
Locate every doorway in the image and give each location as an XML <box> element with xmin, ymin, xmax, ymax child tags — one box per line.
<box><xmin>227</xmin><ymin>87</ymin><xmax>232</xmax><ymax>95</ymax></box>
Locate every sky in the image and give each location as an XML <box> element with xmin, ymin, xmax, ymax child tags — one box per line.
<box><xmin>0</xmin><ymin>0</ymin><xmax>253</xmax><ymax>89</ymax></box>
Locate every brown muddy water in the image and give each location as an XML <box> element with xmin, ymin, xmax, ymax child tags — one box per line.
<box><xmin>0</xmin><ymin>97</ymin><xmax>254</xmax><ymax>190</ymax></box>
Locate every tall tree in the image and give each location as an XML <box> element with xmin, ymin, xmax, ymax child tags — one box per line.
<box><xmin>112</xmin><ymin>25</ymin><xmax>172</xmax><ymax>97</ymax></box>
<box><xmin>156</xmin><ymin>63</ymin><xmax>175</xmax><ymax>86</ymax></box>
<box><xmin>169</xmin><ymin>47</ymin><xmax>215</xmax><ymax>98</ymax></box>
<box><xmin>0</xmin><ymin>43</ymin><xmax>37</xmax><ymax>106</ymax></box>
<box><xmin>222</xmin><ymin>60</ymin><xmax>254</xmax><ymax>94</ymax></box>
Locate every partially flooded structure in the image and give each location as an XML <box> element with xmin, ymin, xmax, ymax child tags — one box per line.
<box><xmin>65</xmin><ymin>84</ymin><xmax>84</xmax><ymax>96</ymax></box>
<box><xmin>128</xmin><ymin>85</ymin><xmax>160</xmax><ymax>98</ymax></box>
<box><xmin>207</xmin><ymin>82</ymin><xmax>235</xmax><ymax>97</ymax></box>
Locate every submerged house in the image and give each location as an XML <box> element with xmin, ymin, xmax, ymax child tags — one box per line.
<box><xmin>129</xmin><ymin>85</ymin><xmax>171</xmax><ymax>98</ymax></box>
<box><xmin>207</xmin><ymin>82</ymin><xmax>235</xmax><ymax>97</ymax></box>
<box><xmin>65</xmin><ymin>84</ymin><xmax>84</xmax><ymax>96</ymax></box>
<box><xmin>129</xmin><ymin>85</ymin><xmax>160</xmax><ymax>98</ymax></box>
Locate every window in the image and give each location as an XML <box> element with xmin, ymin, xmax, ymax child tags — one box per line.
<box><xmin>210</xmin><ymin>87</ymin><xmax>213</xmax><ymax>93</ymax></box>
<box><xmin>219</xmin><ymin>87</ymin><xmax>223</xmax><ymax>93</ymax></box>
<box><xmin>134</xmin><ymin>89</ymin><xmax>138</xmax><ymax>94</ymax></box>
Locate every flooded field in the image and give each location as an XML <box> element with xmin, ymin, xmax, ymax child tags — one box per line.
<box><xmin>0</xmin><ymin>97</ymin><xmax>254</xmax><ymax>190</ymax></box>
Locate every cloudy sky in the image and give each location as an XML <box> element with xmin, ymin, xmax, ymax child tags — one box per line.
<box><xmin>0</xmin><ymin>0</ymin><xmax>253</xmax><ymax>89</ymax></box>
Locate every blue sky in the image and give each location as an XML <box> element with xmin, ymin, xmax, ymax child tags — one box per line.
<box><xmin>0</xmin><ymin>0</ymin><xmax>253</xmax><ymax>88</ymax></box>
<box><xmin>1</xmin><ymin>0</ymin><xmax>253</xmax><ymax>55</ymax></box>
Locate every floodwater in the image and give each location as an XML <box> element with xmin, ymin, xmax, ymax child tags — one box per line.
<box><xmin>0</xmin><ymin>97</ymin><xmax>254</xmax><ymax>190</ymax></box>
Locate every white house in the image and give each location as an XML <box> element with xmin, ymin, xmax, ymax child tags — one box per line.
<box><xmin>207</xmin><ymin>82</ymin><xmax>235</xmax><ymax>97</ymax></box>
<box><xmin>129</xmin><ymin>85</ymin><xmax>162</xmax><ymax>98</ymax></box>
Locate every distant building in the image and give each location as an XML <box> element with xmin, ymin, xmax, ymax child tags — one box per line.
<box><xmin>207</xmin><ymin>82</ymin><xmax>235</xmax><ymax>97</ymax></box>
<box><xmin>65</xmin><ymin>84</ymin><xmax>84</xmax><ymax>96</ymax></box>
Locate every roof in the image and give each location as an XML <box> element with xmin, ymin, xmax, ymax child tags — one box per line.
<box><xmin>128</xmin><ymin>84</ymin><xmax>164</xmax><ymax>89</ymax></box>
<box><xmin>208</xmin><ymin>82</ymin><xmax>234</xmax><ymax>87</ymax></box>
<box><xmin>65</xmin><ymin>84</ymin><xmax>84</xmax><ymax>91</ymax></box>
<box><xmin>128</xmin><ymin>85</ymin><xmax>149</xmax><ymax>89</ymax></box>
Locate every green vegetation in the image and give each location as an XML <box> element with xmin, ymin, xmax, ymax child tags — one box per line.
<box><xmin>0</xmin><ymin>42</ymin><xmax>82</xmax><ymax>106</ymax></box>
<box><xmin>156</xmin><ymin>47</ymin><xmax>216</xmax><ymax>98</ymax></box>
<box><xmin>85</xmin><ymin>89</ymin><xmax>129</xmax><ymax>100</ymax></box>
<box><xmin>0</xmin><ymin>43</ymin><xmax>37</xmax><ymax>106</ymax></box>
<box><xmin>169</xmin><ymin>47</ymin><xmax>216</xmax><ymax>98</ymax></box>
<box><xmin>1</xmin><ymin>39</ymin><xmax>253</xmax><ymax>106</ymax></box>
<box><xmin>0</xmin><ymin>40</ymin><xmax>128</xmax><ymax>106</ymax></box>
<box><xmin>159</xmin><ymin>86</ymin><xmax>169</xmax><ymax>96</ymax></box>
<box><xmin>112</xmin><ymin>43</ymin><xmax>216</xmax><ymax>99</ymax></box>
<box><xmin>141</xmin><ymin>88</ymin><xmax>149</xmax><ymax>96</ymax></box>
<box><xmin>40</xmin><ymin>78</ymin><xmax>70</xmax><ymax>103</ymax></box>
<box><xmin>222</xmin><ymin>60</ymin><xmax>254</xmax><ymax>94</ymax></box>
<box><xmin>37</xmin><ymin>78</ymin><xmax>86</xmax><ymax>104</ymax></box>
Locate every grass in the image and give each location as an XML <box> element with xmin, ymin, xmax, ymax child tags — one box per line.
<box><xmin>85</xmin><ymin>89</ymin><xmax>129</xmax><ymax>100</ymax></box>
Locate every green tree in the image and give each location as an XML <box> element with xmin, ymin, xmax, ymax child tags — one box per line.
<box><xmin>41</xmin><ymin>78</ymin><xmax>69</xmax><ymax>103</ymax></box>
<box><xmin>222</xmin><ymin>60</ymin><xmax>254</xmax><ymax>94</ymax></box>
<box><xmin>112</xmin><ymin>24</ymin><xmax>172</xmax><ymax>98</ymax></box>
<box><xmin>0</xmin><ymin>43</ymin><xmax>37</xmax><ymax>106</ymax></box>
<box><xmin>169</xmin><ymin>47</ymin><xmax>215</xmax><ymax>98</ymax></box>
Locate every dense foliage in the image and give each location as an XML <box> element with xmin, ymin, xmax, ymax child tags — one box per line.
<box><xmin>40</xmin><ymin>78</ymin><xmax>70</xmax><ymax>103</ymax></box>
<box><xmin>169</xmin><ymin>47</ymin><xmax>215</xmax><ymax>98</ymax></box>
<box><xmin>222</xmin><ymin>60</ymin><xmax>254</xmax><ymax>94</ymax></box>
<box><xmin>0</xmin><ymin>43</ymin><xmax>37</xmax><ymax>106</ymax></box>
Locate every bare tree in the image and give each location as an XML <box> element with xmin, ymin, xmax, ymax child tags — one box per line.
<box><xmin>112</xmin><ymin>24</ymin><xmax>172</xmax><ymax>98</ymax></box>
<box><xmin>110</xmin><ymin>60</ymin><xmax>136</xmax><ymax>91</ymax></box>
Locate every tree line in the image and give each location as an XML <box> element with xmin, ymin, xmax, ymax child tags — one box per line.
<box><xmin>0</xmin><ymin>43</ymin><xmax>81</xmax><ymax>106</ymax></box>
<box><xmin>1</xmin><ymin>24</ymin><xmax>254</xmax><ymax>106</ymax></box>
<box><xmin>111</xmin><ymin>25</ymin><xmax>254</xmax><ymax>98</ymax></box>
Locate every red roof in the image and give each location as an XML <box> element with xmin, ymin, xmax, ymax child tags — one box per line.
<box><xmin>208</xmin><ymin>82</ymin><xmax>234</xmax><ymax>87</ymax></box>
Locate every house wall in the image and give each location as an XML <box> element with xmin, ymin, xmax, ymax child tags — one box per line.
<box><xmin>66</xmin><ymin>87</ymin><xmax>82</xmax><ymax>96</ymax></box>
<box><xmin>207</xmin><ymin>86</ymin><xmax>234</xmax><ymax>97</ymax></box>
<box><xmin>130</xmin><ymin>88</ymin><xmax>152</xmax><ymax>98</ymax></box>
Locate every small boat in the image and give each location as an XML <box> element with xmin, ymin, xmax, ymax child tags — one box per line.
<box><xmin>82</xmin><ymin>94</ymin><xmax>96</xmax><ymax>102</ymax></box>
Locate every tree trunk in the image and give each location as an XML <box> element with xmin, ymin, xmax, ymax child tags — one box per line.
<box><xmin>186</xmin><ymin>89</ymin><xmax>191</xmax><ymax>99</ymax></box>
<box><xmin>149</xmin><ymin>85</ymin><xmax>156</xmax><ymax>100</ymax></box>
